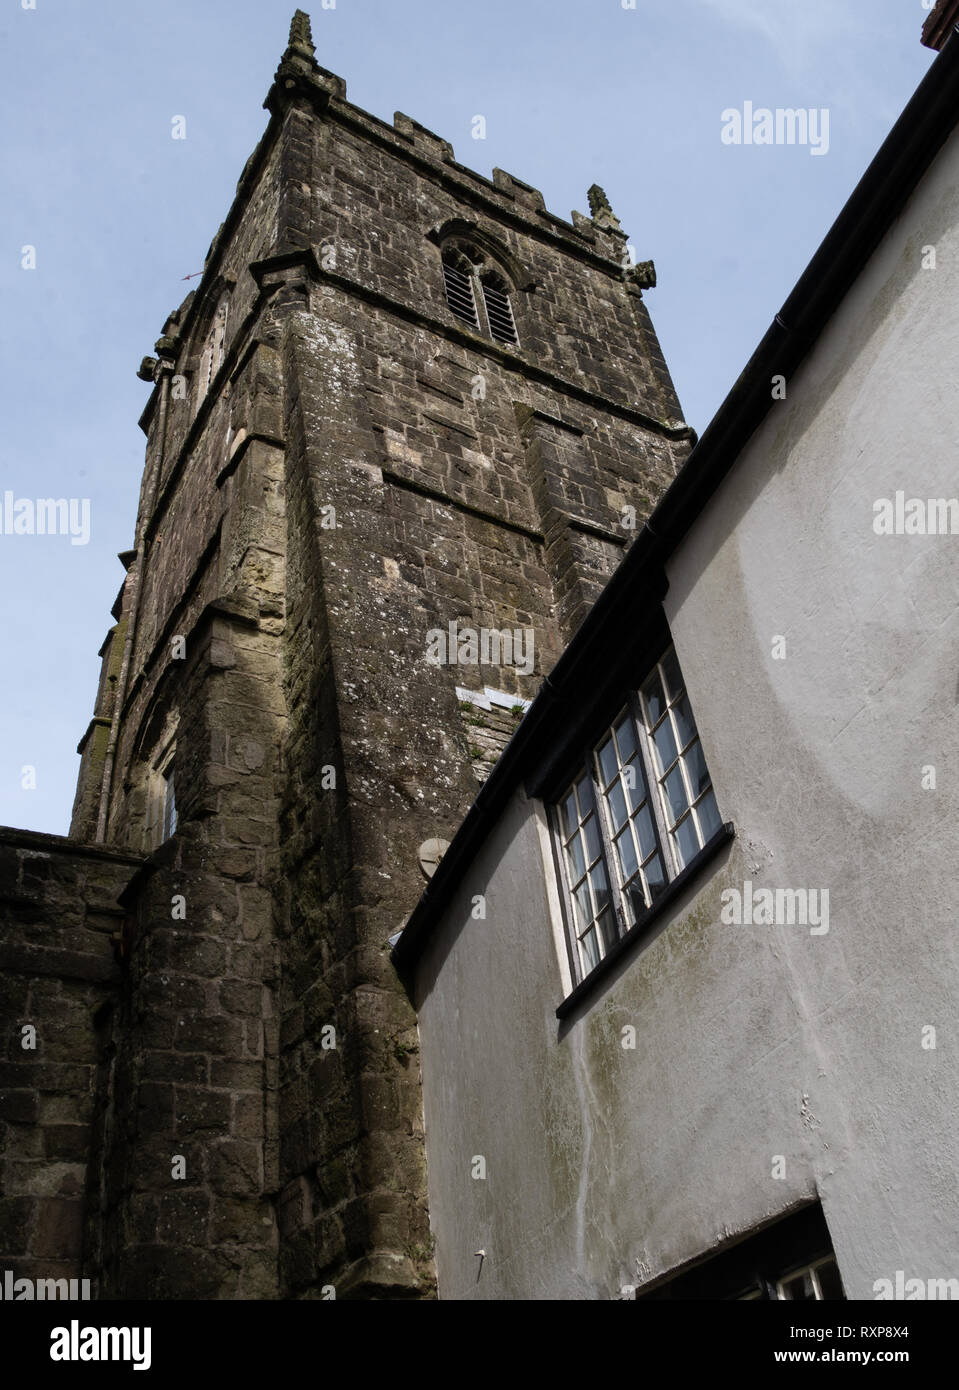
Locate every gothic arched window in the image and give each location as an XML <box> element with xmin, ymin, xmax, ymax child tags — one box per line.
<box><xmin>441</xmin><ymin>243</ymin><xmax>519</xmax><ymax>346</ymax></box>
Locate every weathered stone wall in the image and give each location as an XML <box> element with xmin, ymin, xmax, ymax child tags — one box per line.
<box><xmin>101</xmin><ymin>160</ymin><xmax>287</xmax><ymax>854</ymax></box>
<box><xmin>263</xmin><ymin>66</ymin><xmax>691</xmax><ymax>1291</ymax></box>
<box><xmin>0</xmin><ymin>830</ymin><xmax>141</xmax><ymax>1291</ymax></box>
<box><xmin>59</xmin><ymin>13</ymin><xmax>692</xmax><ymax>1299</ymax></box>
<box><xmin>90</xmin><ymin>601</ymin><xmax>286</xmax><ymax>1300</ymax></box>
<box><xmin>310</xmin><ymin>112</ymin><xmax>683</xmax><ymax>424</ymax></box>
<box><xmin>149</xmin><ymin>139</ymin><xmax>283</xmax><ymax>506</ymax></box>
<box><xmin>63</xmin><ymin>122</ymin><xmax>290</xmax><ymax>1291</ymax></box>
<box><xmin>70</xmin><ymin>615</ymin><xmax>127</xmax><ymax>842</ymax></box>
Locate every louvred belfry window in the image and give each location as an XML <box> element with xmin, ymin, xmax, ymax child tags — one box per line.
<box><xmin>481</xmin><ymin>272</ymin><xmax>518</xmax><ymax>345</ymax></box>
<box><xmin>441</xmin><ymin>243</ymin><xmax>520</xmax><ymax>346</ymax></box>
<box><xmin>442</xmin><ymin>251</ymin><xmax>480</xmax><ymax>329</ymax></box>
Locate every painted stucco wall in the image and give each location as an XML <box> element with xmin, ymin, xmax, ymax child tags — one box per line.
<box><xmin>413</xmin><ymin>122</ymin><xmax>959</xmax><ymax>1299</ymax></box>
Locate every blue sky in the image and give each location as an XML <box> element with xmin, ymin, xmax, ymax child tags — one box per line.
<box><xmin>0</xmin><ymin>0</ymin><xmax>936</xmax><ymax>835</ymax></box>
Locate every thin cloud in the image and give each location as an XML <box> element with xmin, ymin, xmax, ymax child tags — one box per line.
<box><xmin>695</xmin><ymin>0</ymin><xmax>869</xmax><ymax>76</ymax></box>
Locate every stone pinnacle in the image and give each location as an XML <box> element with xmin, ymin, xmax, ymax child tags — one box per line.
<box><xmin>587</xmin><ymin>183</ymin><xmax>623</xmax><ymax>232</ymax></box>
<box><xmin>288</xmin><ymin>10</ymin><xmax>316</xmax><ymax>59</ymax></box>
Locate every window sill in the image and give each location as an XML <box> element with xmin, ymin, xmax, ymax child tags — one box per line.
<box><xmin>556</xmin><ymin>822</ymin><xmax>735</xmax><ymax>1020</ymax></box>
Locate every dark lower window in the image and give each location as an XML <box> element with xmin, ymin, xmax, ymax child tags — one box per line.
<box><xmin>637</xmin><ymin>1203</ymin><xmax>846</xmax><ymax>1301</ymax></box>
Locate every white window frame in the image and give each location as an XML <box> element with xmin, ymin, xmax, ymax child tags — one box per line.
<box><xmin>636</xmin><ymin>650</ymin><xmax>722</xmax><ymax>878</ymax></box>
<box><xmin>775</xmin><ymin>1255</ymin><xmax>843</xmax><ymax>1301</ymax></box>
<box><xmin>552</xmin><ymin>646</ymin><xmax>721</xmax><ymax>985</ymax></box>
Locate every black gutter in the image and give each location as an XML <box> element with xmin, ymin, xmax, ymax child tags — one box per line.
<box><xmin>391</xmin><ymin>27</ymin><xmax>959</xmax><ymax>977</ymax></box>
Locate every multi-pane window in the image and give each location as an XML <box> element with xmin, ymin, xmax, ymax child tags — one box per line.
<box><xmin>557</xmin><ymin>773</ymin><xmax>615</xmax><ymax>974</ymax></box>
<box><xmin>553</xmin><ymin>646</ymin><xmax>721</xmax><ymax>983</ymax></box>
<box><xmin>771</xmin><ymin>1255</ymin><xmax>845</xmax><ymax>1302</ymax></box>
<box><xmin>441</xmin><ymin>244</ymin><xmax>519</xmax><ymax>346</ymax></box>
<box><xmin>738</xmin><ymin>1257</ymin><xmax>845</xmax><ymax>1300</ymax></box>
<box><xmin>736</xmin><ymin>1252</ymin><xmax>846</xmax><ymax>1300</ymax></box>
<box><xmin>593</xmin><ymin>712</ymin><xmax>666</xmax><ymax>928</ymax></box>
<box><xmin>639</xmin><ymin>649</ymin><xmax>722</xmax><ymax>874</ymax></box>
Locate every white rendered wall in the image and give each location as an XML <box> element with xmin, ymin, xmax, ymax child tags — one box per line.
<box><xmin>415</xmin><ymin>122</ymin><xmax>959</xmax><ymax>1300</ymax></box>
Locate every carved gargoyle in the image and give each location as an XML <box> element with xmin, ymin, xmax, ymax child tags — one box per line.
<box><xmin>626</xmin><ymin>259</ymin><xmax>657</xmax><ymax>290</ymax></box>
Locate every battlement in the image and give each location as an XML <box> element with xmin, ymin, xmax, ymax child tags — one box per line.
<box><xmin>268</xmin><ymin>9</ymin><xmax>606</xmax><ymax>239</ymax></box>
<box><xmin>142</xmin><ymin>9</ymin><xmax>644</xmax><ymax>373</ymax></box>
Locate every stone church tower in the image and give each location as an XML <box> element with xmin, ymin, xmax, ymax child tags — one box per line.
<box><xmin>56</xmin><ymin>12</ymin><xmax>692</xmax><ymax>1297</ymax></box>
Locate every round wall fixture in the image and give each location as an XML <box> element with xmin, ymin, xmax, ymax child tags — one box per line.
<box><xmin>418</xmin><ymin>838</ymin><xmax>451</xmax><ymax>880</ymax></box>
